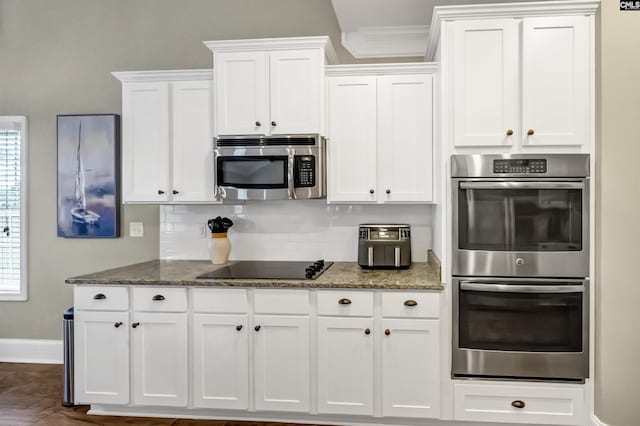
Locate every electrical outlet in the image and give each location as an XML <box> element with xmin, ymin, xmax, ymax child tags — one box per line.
<box><xmin>129</xmin><ymin>222</ymin><xmax>144</xmax><ymax>238</ymax></box>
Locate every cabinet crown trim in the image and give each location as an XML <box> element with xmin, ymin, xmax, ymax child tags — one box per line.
<box><xmin>203</xmin><ymin>36</ymin><xmax>338</xmax><ymax>65</ymax></box>
<box><xmin>326</xmin><ymin>62</ymin><xmax>438</xmax><ymax>77</ymax></box>
<box><xmin>425</xmin><ymin>0</ymin><xmax>600</xmax><ymax>60</ymax></box>
<box><xmin>112</xmin><ymin>69</ymin><xmax>213</xmax><ymax>82</ymax></box>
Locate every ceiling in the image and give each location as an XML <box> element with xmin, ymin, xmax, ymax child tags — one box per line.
<box><xmin>330</xmin><ymin>0</ymin><xmax>550</xmax><ymax>58</ymax></box>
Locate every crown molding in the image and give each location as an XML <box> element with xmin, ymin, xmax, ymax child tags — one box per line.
<box><xmin>203</xmin><ymin>36</ymin><xmax>338</xmax><ymax>65</ymax></box>
<box><xmin>326</xmin><ymin>62</ymin><xmax>438</xmax><ymax>77</ymax></box>
<box><xmin>341</xmin><ymin>25</ymin><xmax>429</xmax><ymax>59</ymax></box>
<box><xmin>425</xmin><ymin>0</ymin><xmax>600</xmax><ymax>60</ymax></box>
<box><xmin>112</xmin><ymin>69</ymin><xmax>213</xmax><ymax>83</ymax></box>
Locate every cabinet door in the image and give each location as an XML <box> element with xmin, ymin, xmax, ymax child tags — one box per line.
<box><xmin>522</xmin><ymin>16</ymin><xmax>589</xmax><ymax>147</ymax></box>
<box><xmin>131</xmin><ymin>312</ymin><xmax>188</xmax><ymax>407</ymax></box>
<box><xmin>215</xmin><ymin>51</ymin><xmax>268</xmax><ymax>136</ymax></box>
<box><xmin>171</xmin><ymin>79</ymin><xmax>217</xmax><ymax>202</ymax></box>
<box><xmin>122</xmin><ymin>81</ymin><xmax>170</xmax><ymax>201</ymax></box>
<box><xmin>378</xmin><ymin>74</ymin><xmax>433</xmax><ymax>203</ymax></box>
<box><xmin>381</xmin><ymin>319</ymin><xmax>440</xmax><ymax>418</ymax></box>
<box><xmin>317</xmin><ymin>317</ymin><xmax>374</xmax><ymax>415</ymax></box>
<box><xmin>74</xmin><ymin>311</ymin><xmax>129</xmax><ymax>405</ymax></box>
<box><xmin>192</xmin><ymin>314</ymin><xmax>249</xmax><ymax>409</ymax></box>
<box><xmin>269</xmin><ymin>49</ymin><xmax>322</xmax><ymax>135</ymax></box>
<box><xmin>253</xmin><ymin>315</ymin><xmax>310</xmax><ymax>412</ymax></box>
<box><xmin>452</xmin><ymin>19</ymin><xmax>519</xmax><ymax>147</ymax></box>
<box><xmin>327</xmin><ymin>76</ymin><xmax>377</xmax><ymax>203</ymax></box>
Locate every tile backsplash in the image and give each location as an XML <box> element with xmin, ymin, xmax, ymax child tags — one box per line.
<box><xmin>160</xmin><ymin>201</ymin><xmax>434</xmax><ymax>262</ymax></box>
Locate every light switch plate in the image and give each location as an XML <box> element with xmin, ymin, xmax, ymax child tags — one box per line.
<box><xmin>129</xmin><ymin>222</ymin><xmax>144</xmax><ymax>238</ymax></box>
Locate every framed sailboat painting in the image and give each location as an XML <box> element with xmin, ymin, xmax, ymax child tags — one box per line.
<box><xmin>57</xmin><ymin>114</ymin><xmax>120</xmax><ymax>238</ymax></box>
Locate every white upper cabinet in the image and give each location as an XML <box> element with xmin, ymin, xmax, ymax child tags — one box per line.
<box><xmin>448</xmin><ymin>13</ymin><xmax>591</xmax><ymax>149</ymax></box>
<box><xmin>452</xmin><ymin>19</ymin><xmax>519</xmax><ymax>147</ymax></box>
<box><xmin>121</xmin><ymin>81</ymin><xmax>171</xmax><ymax>202</ymax></box>
<box><xmin>214</xmin><ymin>52</ymin><xmax>268</xmax><ymax>136</ymax></box>
<box><xmin>114</xmin><ymin>70</ymin><xmax>217</xmax><ymax>204</ymax></box>
<box><xmin>269</xmin><ymin>49</ymin><xmax>322</xmax><ymax>134</ymax></box>
<box><xmin>327</xmin><ymin>65</ymin><xmax>435</xmax><ymax>204</ymax></box>
<box><xmin>206</xmin><ymin>37</ymin><xmax>336</xmax><ymax>137</ymax></box>
<box><xmin>327</xmin><ymin>76</ymin><xmax>378</xmax><ymax>202</ymax></box>
<box><xmin>521</xmin><ymin>16</ymin><xmax>589</xmax><ymax>146</ymax></box>
<box><xmin>378</xmin><ymin>74</ymin><xmax>433</xmax><ymax>202</ymax></box>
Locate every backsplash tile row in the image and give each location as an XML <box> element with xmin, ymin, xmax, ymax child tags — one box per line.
<box><xmin>159</xmin><ymin>200</ymin><xmax>434</xmax><ymax>262</ymax></box>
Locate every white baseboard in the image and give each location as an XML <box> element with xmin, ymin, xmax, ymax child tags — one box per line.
<box><xmin>0</xmin><ymin>338</ymin><xmax>63</xmax><ymax>364</ymax></box>
<box><xmin>591</xmin><ymin>414</ymin><xmax>609</xmax><ymax>426</ymax></box>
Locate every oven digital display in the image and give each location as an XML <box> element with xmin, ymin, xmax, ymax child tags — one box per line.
<box><xmin>493</xmin><ymin>159</ymin><xmax>547</xmax><ymax>174</ymax></box>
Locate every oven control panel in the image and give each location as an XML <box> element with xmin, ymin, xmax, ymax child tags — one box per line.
<box><xmin>493</xmin><ymin>159</ymin><xmax>547</xmax><ymax>174</ymax></box>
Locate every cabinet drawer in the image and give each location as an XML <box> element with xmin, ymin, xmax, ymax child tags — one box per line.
<box><xmin>254</xmin><ymin>290</ymin><xmax>309</xmax><ymax>315</ymax></box>
<box><xmin>381</xmin><ymin>292</ymin><xmax>440</xmax><ymax>318</ymax></box>
<box><xmin>317</xmin><ymin>291</ymin><xmax>373</xmax><ymax>317</ymax></box>
<box><xmin>132</xmin><ymin>287</ymin><xmax>187</xmax><ymax>312</ymax></box>
<box><xmin>454</xmin><ymin>382</ymin><xmax>585</xmax><ymax>425</ymax></box>
<box><xmin>74</xmin><ymin>286</ymin><xmax>129</xmax><ymax>311</ymax></box>
<box><xmin>191</xmin><ymin>288</ymin><xmax>248</xmax><ymax>313</ymax></box>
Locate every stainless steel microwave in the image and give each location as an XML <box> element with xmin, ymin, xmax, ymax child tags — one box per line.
<box><xmin>214</xmin><ymin>135</ymin><xmax>326</xmax><ymax>201</ymax></box>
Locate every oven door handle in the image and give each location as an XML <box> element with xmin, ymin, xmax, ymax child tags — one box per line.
<box><xmin>287</xmin><ymin>148</ymin><xmax>296</xmax><ymax>200</ymax></box>
<box><xmin>460</xmin><ymin>282</ymin><xmax>585</xmax><ymax>293</ymax></box>
<box><xmin>459</xmin><ymin>181</ymin><xmax>584</xmax><ymax>190</ymax></box>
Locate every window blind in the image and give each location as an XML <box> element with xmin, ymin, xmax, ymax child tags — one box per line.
<box><xmin>0</xmin><ymin>129</ymin><xmax>21</xmax><ymax>292</ymax></box>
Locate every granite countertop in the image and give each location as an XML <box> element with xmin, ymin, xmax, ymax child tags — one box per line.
<box><xmin>66</xmin><ymin>255</ymin><xmax>443</xmax><ymax>291</ymax></box>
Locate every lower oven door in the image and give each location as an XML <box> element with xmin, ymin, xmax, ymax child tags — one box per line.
<box><xmin>452</xmin><ymin>277</ymin><xmax>589</xmax><ymax>381</ymax></box>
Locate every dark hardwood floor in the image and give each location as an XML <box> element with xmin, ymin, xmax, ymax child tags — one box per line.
<box><xmin>0</xmin><ymin>363</ymin><xmax>327</xmax><ymax>426</ymax></box>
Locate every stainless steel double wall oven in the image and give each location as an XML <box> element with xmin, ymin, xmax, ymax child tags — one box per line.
<box><xmin>451</xmin><ymin>154</ymin><xmax>590</xmax><ymax>381</ymax></box>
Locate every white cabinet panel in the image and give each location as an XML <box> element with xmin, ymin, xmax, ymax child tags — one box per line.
<box><xmin>317</xmin><ymin>317</ymin><xmax>374</xmax><ymax>415</ymax></box>
<box><xmin>327</xmin><ymin>76</ymin><xmax>377</xmax><ymax>202</ymax></box>
<box><xmin>253</xmin><ymin>315</ymin><xmax>310</xmax><ymax>412</ymax></box>
<box><xmin>122</xmin><ymin>82</ymin><xmax>170</xmax><ymax>201</ymax></box>
<box><xmin>269</xmin><ymin>49</ymin><xmax>322</xmax><ymax>135</ymax></box>
<box><xmin>454</xmin><ymin>382</ymin><xmax>585</xmax><ymax>425</ymax></box>
<box><xmin>381</xmin><ymin>319</ymin><xmax>439</xmax><ymax>418</ymax></box>
<box><xmin>171</xmin><ymin>80</ymin><xmax>216</xmax><ymax>201</ymax></box>
<box><xmin>192</xmin><ymin>314</ymin><xmax>249</xmax><ymax>409</ymax></box>
<box><xmin>74</xmin><ymin>286</ymin><xmax>129</xmax><ymax>311</ymax></box>
<box><xmin>215</xmin><ymin>51</ymin><xmax>268</xmax><ymax>136</ymax></box>
<box><xmin>452</xmin><ymin>19</ymin><xmax>520</xmax><ymax>147</ymax></box>
<box><xmin>74</xmin><ymin>311</ymin><xmax>129</xmax><ymax>405</ymax></box>
<box><xmin>522</xmin><ymin>16</ymin><xmax>589</xmax><ymax>146</ymax></box>
<box><xmin>378</xmin><ymin>74</ymin><xmax>433</xmax><ymax>202</ymax></box>
<box><xmin>131</xmin><ymin>312</ymin><xmax>188</xmax><ymax>407</ymax></box>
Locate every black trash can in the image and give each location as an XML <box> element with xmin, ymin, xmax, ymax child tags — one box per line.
<box><xmin>63</xmin><ymin>307</ymin><xmax>75</xmax><ymax>407</ymax></box>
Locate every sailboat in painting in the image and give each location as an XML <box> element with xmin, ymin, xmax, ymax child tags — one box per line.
<box><xmin>71</xmin><ymin>122</ymin><xmax>100</xmax><ymax>225</ymax></box>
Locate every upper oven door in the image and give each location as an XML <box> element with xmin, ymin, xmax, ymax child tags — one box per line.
<box><xmin>452</xmin><ymin>179</ymin><xmax>589</xmax><ymax>277</ymax></box>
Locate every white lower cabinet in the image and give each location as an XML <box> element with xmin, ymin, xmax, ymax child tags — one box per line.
<box><xmin>192</xmin><ymin>314</ymin><xmax>249</xmax><ymax>409</ymax></box>
<box><xmin>454</xmin><ymin>382</ymin><xmax>585</xmax><ymax>425</ymax></box>
<box><xmin>253</xmin><ymin>315</ymin><xmax>310</xmax><ymax>412</ymax></box>
<box><xmin>74</xmin><ymin>311</ymin><xmax>130</xmax><ymax>405</ymax></box>
<box><xmin>381</xmin><ymin>319</ymin><xmax>440</xmax><ymax>418</ymax></box>
<box><xmin>317</xmin><ymin>317</ymin><xmax>374</xmax><ymax>415</ymax></box>
<box><xmin>131</xmin><ymin>312</ymin><xmax>188</xmax><ymax>407</ymax></box>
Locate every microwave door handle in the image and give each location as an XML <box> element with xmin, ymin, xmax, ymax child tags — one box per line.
<box><xmin>459</xmin><ymin>182</ymin><xmax>584</xmax><ymax>190</ymax></box>
<box><xmin>288</xmin><ymin>148</ymin><xmax>296</xmax><ymax>200</ymax></box>
<box><xmin>460</xmin><ymin>282</ymin><xmax>584</xmax><ymax>293</ymax></box>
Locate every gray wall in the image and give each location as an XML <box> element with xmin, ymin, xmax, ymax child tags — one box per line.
<box><xmin>0</xmin><ymin>0</ymin><xmax>415</xmax><ymax>340</ymax></box>
<box><xmin>595</xmin><ymin>1</ymin><xmax>640</xmax><ymax>425</ymax></box>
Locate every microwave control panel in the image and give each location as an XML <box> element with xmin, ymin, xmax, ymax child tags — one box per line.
<box><xmin>493</xmin><ymin>159</ymin><xmax>547</xmax><ymax>174</ymax></box>
<box><xmin>294</xmin><ymin>156</ymin><xmax>315</xmax><ymax>187</ymax></box>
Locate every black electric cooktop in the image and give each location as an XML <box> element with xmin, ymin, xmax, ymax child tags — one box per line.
<box><xmin>196</xmin><ymin>260</ymin><xmax>333</xmax><ymax>280</ymax></box>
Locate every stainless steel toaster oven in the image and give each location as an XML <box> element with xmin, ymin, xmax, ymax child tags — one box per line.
<box><xmin>358</xmin><ymin>224</ymin><xmax>411</xmax><ymax>269</ymax></box>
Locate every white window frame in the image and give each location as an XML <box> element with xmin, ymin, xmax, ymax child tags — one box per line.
<box><xmin>0</xmin><ymin>116</ymin><xmax>28</xmax><ymax>301</ymax></box>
